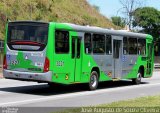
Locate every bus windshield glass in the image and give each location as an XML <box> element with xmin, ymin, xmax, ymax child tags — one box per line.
<box><xmin>7</xmin><ymin>22</ymin><xmax>49</xmax><ymax>51</ymax></box>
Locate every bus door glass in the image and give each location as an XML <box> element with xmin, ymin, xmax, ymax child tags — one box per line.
<box><xmin>72</xmin><ymin>36</ymin><xmax>82</xmax><ymax>82</ymax></box>
<box><xmin>112</xmin><ymin>37</ymin><xmax>122</xmax><ymax>78</ymax></box>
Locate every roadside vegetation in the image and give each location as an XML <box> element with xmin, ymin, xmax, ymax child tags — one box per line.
<box><xmin>53</xmin><ymin>95</ymin><xmax>160</xmax><ymax>113</ymax></box>
<box><xmin>0</xmin><ymin>0</ymin><xmax>119</xmax><ymax>40</ymax></box>
<box><xmin>99</xmin><ymin>95</ymin><xmax>160</xmax><ymax>107</ymax></box>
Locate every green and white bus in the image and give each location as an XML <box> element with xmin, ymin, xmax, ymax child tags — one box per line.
<box><xmin>3</xmin><ymin>21</ymin><xmax>154</xmax><ymax>90</ymax></box>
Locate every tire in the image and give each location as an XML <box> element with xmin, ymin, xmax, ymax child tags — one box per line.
<box><xmin>89</xmin><ymin>71</ymin><xmax>99</xmax><ymax>90</ymax></box>
<box><xmin>132</xmin><ymin>70</ymin><xmax>142</xmax><ymax>85</ymax></box>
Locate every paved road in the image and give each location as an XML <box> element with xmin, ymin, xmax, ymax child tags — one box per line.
<box><xmin>0</xmin><ymin>71</ymin><xmax>160</xmax><ymax>108</ymax></box>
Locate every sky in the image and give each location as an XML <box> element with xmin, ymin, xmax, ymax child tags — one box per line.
<box><xmin>87</xmin><ymin>0</ymin><xmax>160</xmax><ymax>18</ymax></box>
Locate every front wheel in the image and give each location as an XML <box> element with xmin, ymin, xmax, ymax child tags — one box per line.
<box><xmin>132</xmin><ymin>70</ymin><xmax>142</xmax><ymax>85</ymax></box>
<box><xmin>89</xmin><ymin>71</ymin><xmax>99</xmax><ymax>90</ymax></box>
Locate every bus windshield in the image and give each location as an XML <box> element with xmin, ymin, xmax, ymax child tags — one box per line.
<box><xmin>7</xmin><ymin>22</ymin><xmax>49</xmax><ymax>51</ymax></box>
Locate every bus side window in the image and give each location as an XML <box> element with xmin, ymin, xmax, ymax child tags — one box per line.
<box><xmin>84</xmin><ymin>33</ymin><xmax>92</xmax><ymax>54</ymax></box>
<box><xmin>55</xmin><ymin>30</ymin><xmax>69</xmax><ymax>54</ymax></box>
<box><xmin>106</xmin><ymin>35</ymin><xmax>112</xmax><ymax>54</ymax></box>
<box><xmin>123</xmin><ymin>37</ymin><xmax>128</xmax><ymax>55</ymax></box>
<box><xmin>128</xmin><ymin>37</ymin><xmax>137</xmax><ymax>55</ymax></box>
<box><xmin>138</xmin><ymin>39</ymin><xmax>146</xmax><ymax>55</ymax></box>
<box><xmin>93</xmin><ymin>34</ymin><xmax>105</xmax><ymax>54</ymax></box>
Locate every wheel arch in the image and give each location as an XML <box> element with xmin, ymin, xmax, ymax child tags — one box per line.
<box><xmin>91</xmin><ymin>67</ymin><xmax>100</xmax><ymax>79</ymax></box>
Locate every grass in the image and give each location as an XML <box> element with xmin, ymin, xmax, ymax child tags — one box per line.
<box><xmin>52</xmin><ymin>95</ymin><xmax>160</xmax><ymax>113</ymax></box>
<box><xmin>99</xmin><ymin>95</ymin><xmax>160</xmax><ymax>107</ymax></box>
<box><xmin>0</xmin><ymin>0</ymin><xmax>120</xmax><ymax>40</ymax></box>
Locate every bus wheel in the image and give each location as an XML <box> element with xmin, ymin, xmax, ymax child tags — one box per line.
<box><xmin>89</xmin><ymin>71</ymin><xmax>99</xmax><ymax>90</ymax></box>
<box><xmin>132</xmin><ymin>70</ymin><xmax>142</xmax><ymax>85</ymax></box>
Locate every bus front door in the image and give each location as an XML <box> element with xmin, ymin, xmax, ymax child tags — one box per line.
<box><xmin>146</xmin><ymin>43</ymin><xmax>153</xmax><ymax>75</ymax></box>
<box><xmin>113</xmin><ymin>39</ymin><xmax>122</xmax><ymax>79</ymax></box>
<box><xmin>72</xmin><ymin>36</ymin><xmax>82</xmax><ymax>82</ymax></box>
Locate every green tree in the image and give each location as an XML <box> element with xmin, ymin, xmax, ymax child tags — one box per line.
<box><xmin>133</xmin><ymin>7</ymin><xmax>160</xmax><ymax>38</ymax></box>
<box><xmin>111</xmin><ymin>16</ymin><xmax>125</xmax><ymax>27</ymax></box>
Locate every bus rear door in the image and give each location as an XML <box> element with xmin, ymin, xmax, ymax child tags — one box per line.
<box><xmin>71</xmin><ymin>32</ymin><xmax>82</xmax><ymax>82</ymax></box>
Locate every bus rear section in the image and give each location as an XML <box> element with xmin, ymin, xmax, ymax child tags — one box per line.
<box><xmin>3</xmin><ymin>21</ymin><xmax>52</xmax><ymax>82</ymax></box>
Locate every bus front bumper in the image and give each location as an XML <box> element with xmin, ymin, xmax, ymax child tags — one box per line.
<box><xmin>3</xmin><ymin>69</ymin><xmax>52</xmax><ymax>82</ymax></box>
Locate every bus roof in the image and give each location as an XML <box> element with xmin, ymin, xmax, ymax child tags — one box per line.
<box><xmin>54</xmin><ymin>22</ymin><xmax>153</xmax><ymax>40</ymax></box>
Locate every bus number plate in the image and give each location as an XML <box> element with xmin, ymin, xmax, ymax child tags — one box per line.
<box><xmin>56</xmin><ymin>61</ymin><xmax>64</xmax><ymax>67</ymax></box>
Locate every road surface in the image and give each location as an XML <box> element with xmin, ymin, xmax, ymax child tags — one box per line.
<box><xmin>0</xmin><ymin>71</ymin><xmax>160</xmax><ymax>109</ymax></box>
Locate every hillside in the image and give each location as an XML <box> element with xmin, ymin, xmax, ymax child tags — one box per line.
<box><xmin>0</xmin><ymin>0</ymin><xmax>118</xmax><ymax>39</ymax></box>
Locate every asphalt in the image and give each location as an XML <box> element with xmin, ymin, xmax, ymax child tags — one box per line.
<box><xmin>0</xmin><ymin>71</ymin><xmax>159</xmax><ymax>108</ymax></box>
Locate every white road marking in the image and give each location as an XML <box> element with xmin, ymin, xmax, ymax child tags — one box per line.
<box><xmin>0</xmin><ymin>82</ymin><xmax>160</xmax><ymax>107</ymax></box>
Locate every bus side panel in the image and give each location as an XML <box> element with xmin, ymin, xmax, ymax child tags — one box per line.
<box><xmin>81</xmin><ymin>54</ymin><xmax>94</xmax><ymax>83</ymax></box>
<box><xmin>92</xmin><ymin>55</ymin><xmax>113</xmax><ymax>81</ymax></box>
<box><xmin>52</xmin><ymin>34</ymin><xmax>75</xmax><ymax>84</ymax></box>
<box><xmin>122</xmin><ymin>56</ymin><xmax>146</xmax><ymax>79</ymax></box>
<box><xmin>122</xmin><ymin>55</ymin><xmax>139</xmax><ymax>79</ymax></box>
<box><xmin>81</xmin><ymin>54</ymin><xmax>112</xmax><ymax>83</ymax></box>
<box><xmin>51</xmin><ymin>24</ymin><xmax>77</xmax><ymax>84</ymax></box>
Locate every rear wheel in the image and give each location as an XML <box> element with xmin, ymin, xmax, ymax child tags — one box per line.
<box><xmin>132</xmin><ymin>70</ymin><xmax>142</xmax><ymax>85</ymax></box>
<box><xmin>89</xmin><ymin>71</ymin><xmax>99</xmax><ymax>90</ymax></box>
